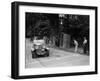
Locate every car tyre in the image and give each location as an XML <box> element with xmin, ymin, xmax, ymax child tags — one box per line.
<box><xmin>31</xmin><ymin>50</ymin><xmax>38</xmax><ymax>58</ymax></box>
<box><xmin>44</xmin><ymin>49</ymin><xmax>49</xmax><ymax>57</ymax></box>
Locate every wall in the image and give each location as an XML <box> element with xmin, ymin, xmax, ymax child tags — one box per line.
<box><xmin>0</xmin><ymin>0</ymin><xmax>99</xmax><ymax>81</ymax></box>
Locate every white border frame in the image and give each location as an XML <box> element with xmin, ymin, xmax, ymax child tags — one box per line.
<box><xmin>19</xmin><ymin>5</ymin><xmax>95</xmax><ymax>76</ymax></box>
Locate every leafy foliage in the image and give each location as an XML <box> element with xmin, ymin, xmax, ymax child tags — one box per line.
<box><xmin>26</xmin><ymin>13</ymin><xmax>89</xmax><ymax>41</ymax></box>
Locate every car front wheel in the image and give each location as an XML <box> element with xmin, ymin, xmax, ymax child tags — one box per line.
<box><xmin>31</xmin><ymin>50</ymin><xmax>38</xmax><ymax>58</ymax></box>
<box><xmin>44</xmin><ymin>49</ymin><xmax>49</xmax><ymax>57</ymax></box>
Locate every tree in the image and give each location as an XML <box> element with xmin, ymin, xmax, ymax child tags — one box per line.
<box><xmin>26</xmin><ymin>13</ymin><xmax>59</xmax><ymax>39</ymax></box>
<box><xmin>62</xmin><ymin>14</ymin><xmax>89</xmax><ymax>38</ymax></box>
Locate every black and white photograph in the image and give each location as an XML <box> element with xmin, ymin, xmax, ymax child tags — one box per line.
<box><xmin>25</xmin><ymin>13</ymin><xmax>90</xmax><ymax>68</ymax></box>
<box><xmin>11</xmin><ymin>1</ymin><xmax>97</xmax><ymax>79</ymax></box>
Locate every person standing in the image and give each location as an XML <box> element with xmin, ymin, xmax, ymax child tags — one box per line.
<box><xmin>83</xmin><ymin>37</ymin><xmax>87</xmax><ymax>54</ymax></box>
<box><xmin>73</xmin><ymin>39</ymin><xmax>78</xmax><ymax>53</ymax></box>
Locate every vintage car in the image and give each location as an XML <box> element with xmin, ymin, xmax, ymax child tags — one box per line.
<box><xmin>31</xmin><ymin>37</ymin><xmax>49</xmax><ymax>58</ymax></box>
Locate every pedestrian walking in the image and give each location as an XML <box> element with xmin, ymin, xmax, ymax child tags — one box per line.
<box><xmin>83</xmin><ymin>37</ymin><xmax>87</xmax><ymax>54</ymax></box>
<box><xmin>73</xmin><ymin>39</ymin><xmax>78</xmax><ymax>53</ymax></box>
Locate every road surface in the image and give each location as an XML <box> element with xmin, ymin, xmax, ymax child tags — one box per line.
<box><xmin>25</xmin><ymin>39</ymin><xmax>89</xmax><ymax>68</ymax></box>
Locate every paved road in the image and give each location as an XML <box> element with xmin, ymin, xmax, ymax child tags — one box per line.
<box><xmin>25</xmin><ymin>40</ymin><xmax>89</xmax><ymax>68</ymax></box>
